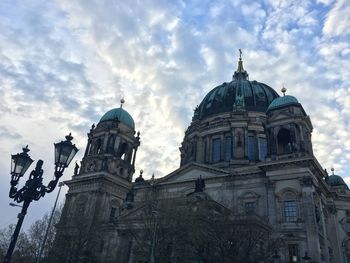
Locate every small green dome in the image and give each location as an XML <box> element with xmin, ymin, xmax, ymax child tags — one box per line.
<box><xmin>267</xmin><ymin>95</ymin><xmax>300</xmax><ymax>112</ymax></box>
<box><xmin>326</xmin><ymin>174</ymin><xmax>349</xmax><ymax>189</ymax></box>
<box><xmin>99</xmin><ymin>108</ymin><xmax>135</xmax><ymax>129</ymax></box>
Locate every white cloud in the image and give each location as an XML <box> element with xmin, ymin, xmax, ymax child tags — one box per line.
<box><xmin>323</xmin><ymin>0</ymin><xmax>350</xmax><ymax>37</ymax></box>
<box><xmin>317</xmin><ymin>0</ymin><xmax>334</xmax><ymax>5</ymax></box>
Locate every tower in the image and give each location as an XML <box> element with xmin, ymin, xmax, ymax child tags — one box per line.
<box><xmin>265</xmin><ymin>88</ymin><xmax>313</xmax><ymax>158</ymax></box>
<box><xmin>54</xmin><ymin>102</ymin><xmax>140</xmax><ymax>262</ymax></box>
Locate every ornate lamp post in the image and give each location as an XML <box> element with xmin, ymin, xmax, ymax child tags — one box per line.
<box><xmin>3</xmin><ymin>133</ymin><xmax>78</xmax><ymax>263</ymax></box>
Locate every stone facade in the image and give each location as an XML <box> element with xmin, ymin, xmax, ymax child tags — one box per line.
<box><xmin>55</xmin><ymin>58</ymin><xmax>350</xmax><ymax>263</ymax></box>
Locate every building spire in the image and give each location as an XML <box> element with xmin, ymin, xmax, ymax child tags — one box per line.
<box><xmin>233</xmin><ymin>49</ymin><xmax>249</xmax><ymax>80</ymax></box>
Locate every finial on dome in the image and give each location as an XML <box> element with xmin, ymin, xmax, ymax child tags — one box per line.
<box><xmin>281</xmin><ymin>86</ymin><xmax>287</xmax><ymax>96</ymax></box>
<box><xmin>120</xmin><ymin>98</ymin><xmax>125</xmax><ymax>108</ymax></box>
<box><xmin>233</xmin><ymin>49</ymin><xmax>248</xmax><ymax>80</ymax></box>
<box><xmin>237</xmin><ymin>49</ymin><xmax>244</xmax><ymax>72</ymax></box>
<box><xmin>331</xmin><ymin>167</ymin><xmax>335</xmax><ymax>175</ymax></box>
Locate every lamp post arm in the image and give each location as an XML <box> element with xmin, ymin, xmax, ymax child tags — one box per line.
<box><xmin>3</xmin><ymin>200</ymin><xmax>31</xmax><ymax>263</ymax></box>
<box><xmin>45</xmin><ymin>171</ymin><xmax>63</xmax><ymax>193</ymax></box>
<box><xmin>9</xmin><ymin>186</ymin><xmax>18</xmax><ymax>199</ymax></box>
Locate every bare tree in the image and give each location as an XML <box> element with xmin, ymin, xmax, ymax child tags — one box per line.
<box><xmin>30</xmin><ymin>207</ymin><xmax>62</xmax><ymax>262</ymax></box>
<box><xmin>121</xmin><ymin>191</ymin><xmax>281</xmax><ymax>263</ymax></box>
<box><xmin>50</xmin><ymin>208</ymin><xmax>101</xmax><ymax>263</ymax></box>
<box><xmin>0</xmin><ymin>224</ymin><xmax>31</xmax><ymax>263</ymax></box>
<box><xmin>0</xmin><ymin>206</ymin><xmax>62</xmax><ymax>263</ymax></box>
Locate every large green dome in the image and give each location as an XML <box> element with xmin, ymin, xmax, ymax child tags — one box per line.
<box><xmin>194</xmin><ymin>57</ymin><xmax>279</xmax><ymax>120</ymax></box>
<box><xmin>99</xmin><ymin>107</ymin><xmax>135</xmax><ymax>129</ymax></box>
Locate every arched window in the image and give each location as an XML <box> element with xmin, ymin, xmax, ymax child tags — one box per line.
<box><xmin>277</xmin><ymin>128</ymin><xmax>292</xmax><ymax>154</ymax></box>
<box><xmin>191</xmin><ymin>141</ymin><xmax>197</xmax><ymax>161</ymax></box>
<box><xmin>117</xmin><ymin>142</ymin><xmax>129</xmax><ymax>160</ymax></box>
<box><xmin>247</xmin><ymin>135</ymin><xmax>257</xmax><ymax>161</ymax></box>
<box><xmin>281</xmin><ymin>191</ymin><xmax>299</xmax><ymax>222</ymax></box>
<box><xmin>225</xmin><ymin>136</ymin><xmax>232</xmax><ymax>161</ymax></box>
<box><xmin>86</xmin><ymin>141</ymin><xmax>92</xmax><ymax>156</ymax></box>
<box><xmin>109</xmin><ymin>207</ymin><xmax>116</xmax><ymax>222</ymax></box>
<box><xmin>239</xmin><ymin>191</ymin><xmax>259</xmax><ymax>215</ymax></box>
<box><xmin>258</xmin><ymin>137</ymin><xmax>267</xmax><ymax>161</ymax></box>
<box><xmin>109</xmin><ymin>199</ymin><xmax>119</xmax><ymax>222</ymax></box>
<box><xmin>106</xmin><ymin>135</ymin><xmax>116</xmax><ymax>154</ymax></box>
<box><xmin>244</xmin><ymin>201</ymin><xmax>256</xmax><ymax>214</ymax></box>
<box><xmin>288</xmin><ymin>244</ymin><xmax>300</xmax><ymax>262</ymax></box>
<box><xmin>212</xmin><ymin>138</ymin><xmax>221</xmax><ymax>162</ymax></box>
<box><xmin>93</xmin><ymin>139</ymin><xmax>102</xmax><ymax>155</ymax></box>
<box><xmin>75</xmin><ymin>195</ymin><xmax>88</xmax><ymax>217</ymax></box>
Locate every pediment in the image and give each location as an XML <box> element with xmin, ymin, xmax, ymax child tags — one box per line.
<box><xmin>118</xmin><ymin>192</ymin><xmax>231</xmax><ymax>224</ymax></box>
<box><xmin>156</xmin><ymin>162</ymin><xmax>229</xmax><ymax>184</ymax></box>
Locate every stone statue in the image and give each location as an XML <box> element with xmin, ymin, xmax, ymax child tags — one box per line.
<box><xmin>74</xmin><ymin>161</ymin><xmax>80</xmax><ymax>176</ymax></box>
<box><xmin>194</xmin><ymin>175</ymin><xmax>205</xmax><ymax>193</ymax></box>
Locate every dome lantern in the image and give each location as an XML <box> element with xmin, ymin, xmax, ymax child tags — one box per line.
<box><xmin>233</xmin><ymin>49</ymin><xmax>249</xmax><ymax>80</ymax></box>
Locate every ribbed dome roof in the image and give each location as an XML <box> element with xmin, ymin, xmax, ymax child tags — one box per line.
<box><xmin>194</xmin><ymin>54</ymin><xmax>279</xmax><ymax>120</ymax></box>
<box><xmin>99</xmin><ymin>107</ymin><xmax>135</xmax><ymax>129</ymax></box>
<box><xmin>267</xmin><ymin>95</ymin><xmax>300</xmax><ymax>112</ymax></box>
<box><xmin>326</xmin><ymin>174</ymin><xmax>349</xmax><ymax>189</ymax></box>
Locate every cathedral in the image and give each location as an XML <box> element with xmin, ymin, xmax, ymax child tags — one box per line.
<box><xmin>54</xmin><ymin>53</ymin><xmax>350</xmax><ymax>263</ymax></box>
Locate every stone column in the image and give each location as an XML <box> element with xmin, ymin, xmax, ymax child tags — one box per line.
<box><xmin>84</xmin><ymin>139</ymin><xmax>92</xmax><ymax>157</ymax></box>
<box><xmin>244</xmin><ymin>129</ymin><xmax>248</xmax><ymax>158</ymax></box>
<box><xmin>208</xmin><ymin>136</ymin><xmax>212</xmax><ymax>163</ymax></box>
<box><xmin>204</xmin><ymin>136</ymin><xmax>209</xmax><ymax>163</ymax></box>
<box><xmin>220</xmin><ymin>132</ymin><xmax>224</xmax><ymax>161</ymax></box>
<box><xmin>231</xmin><ymin>128</ymin><xmax>235</xmax><ymax>160</ymax></box>
<box><xmin>114</xmin><ymin>137</ymin><xmax>121</xmax><ymax>154</ymax></box>
<box><xmin>266</xmin><ymin>180</ymin><xmax>277</xmax><ymax>225</ymax></box>
<box><xmin>102</xmin><ymin>132</ymin><xmax>109</xmax><ymax>153</ymax></box>
<box><xmin>318</xmin><ymin>198</ymin><xmax>330</xmax><ymax>263</ymax></box>
<box><xmin>327</xmin><ymin>206</ymin><xmax>342</xmax><ymax>263</ymax></box>
<box><xmin>196</xmin><ymin>136</ymin><xmax>203</xmax><ymax>163</ymax></box>
<box><xmin>300</xmin><ymin>179</ymin><xmax>322</xmax><ymax>262</ymax></box>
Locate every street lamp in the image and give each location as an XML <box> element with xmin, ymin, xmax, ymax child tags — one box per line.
<box><xmin>3</xmin><ymin>134</ymin><xmax>78</xmax><ymax>263</ymax></box>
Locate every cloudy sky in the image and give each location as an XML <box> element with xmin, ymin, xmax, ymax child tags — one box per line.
<box><xmin>1</xmin><ymin>0</ymin><xmax>350</xmax><ymax>229</ymax></box>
